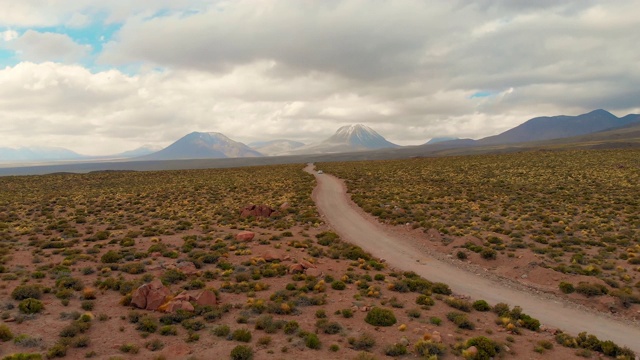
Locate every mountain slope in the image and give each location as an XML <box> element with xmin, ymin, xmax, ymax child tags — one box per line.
<box><xmin>249</xmin><ymin>140</ymin><xmax>305</xmax><ymax>156</ymax></box>
<box><xmin>294</xmin><ymin>124</ymin><xmax>399</xmax><ymax>154</ymax></box>
<box><xmin>0</xmin><ymin>146</ymin><xmax>84</xmax><ymax>163</ymax></box>
<box><xmin>479</xmin><ymin>109</ymin><xmax>640</xmax><ymax>145</ymax></box>
<box><xmin>141</xmin><ymin>132</ymin><xmax>262</xmax><ymax>160</ymax></box>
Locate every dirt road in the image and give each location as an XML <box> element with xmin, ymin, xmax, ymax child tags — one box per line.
<box><xmin>306</xmin><ymin>164</ymin><xmax>640</xmax><ymax>354</ymax></box>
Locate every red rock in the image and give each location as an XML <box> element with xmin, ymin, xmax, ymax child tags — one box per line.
<box><xmin>262</xmin><ymin>251</ymin><xmax>282</xmax><ymax>262</ymax></box>
<box><xmin>177</xmin><ymin>261</ymin><xmax>199</xmax><ymax>275</ymax></box>
<box><xmin>236</xmin><ymin>231</ymin><xmax>256</xmax><ymax>242</ymax></box>
<box><xmin>465</xmin><ymin>346</ymin><xmax>478</xmax><ymax>357</ymax></box>
<box><xmin>195</xmin><ymin>290</ymin><xmax>218</xmax><ymax>307</ymax></box>
<box><xmin>131</xmin><ymin>279</ymin><xmax>170</xmax><ymax>311</ymax></box>
<box><xmin>151</xmin><ymin>252</ymin><xmax>162</xmax><ymax>258</ymax></box>
<box><xmin>305</xmin><ymin>268</ymin><xmax>323</xmax><ymax>277</ymax></box>
<box><xmin>299</xmin><ymin>260</ymin><xmax>315</xmax><ymax>269</ymax></box>
<box><xmin>166</xmin><ymin>299</ymin><xmax>195</xmax><ymax>313</ymax></box>
<box><xmin>240</xmin><ymin>204</ymin><xmax>276</xmax><ymax>218</ymax></box>
<box><xmin>289</xmin><ymin>264</ymin><xmax>304</xmax><ymax>274</ymax></box>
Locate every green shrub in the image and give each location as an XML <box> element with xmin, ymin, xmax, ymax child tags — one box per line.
<box><xmin>444</xmin><ymin>297</ymin><xmax>472</xmax><ymax>312</ymax></box>
<box><xmin>212</xmin><ymin>324</ymin><xmax>230</xmax><ymax>337</ymax></box>
<box><xmin>46</xmin><ymin>343</ymin><xmax>67</xmax><ymax>358</ymax></box>
<box><xmin>18</xmin><ymin>298</ymin><xmax>44</xmax><ymax>314</ymax></box>
<box><xmin>160</xmin><ymin>325</ymin><xmax>178</xmax><ymax>336</ymax></box>
<box><xmin>480</xmin><ymin>248</ymin><xmax>497</xmax><ymax>260</ymax></box>
<box><xmin>364</xmin><ymin>307</ymin><xmax>397</xmax><ymax>326</ymax></box>
<box><xmin>283</xmin><ymin>321</ymin><xmax>299</xmax><ymax>335</ymax></box>
<box><xmin>575</xmin><ymin>282</ymin><xmax>608</xmax><ymax>297</ymax></box>
<box><xmin>232</xmin><ymin>328</ymin><xmax>252</xmax><ymax>342</ymax></box>
<box><xmin>136</xmin><ymin>316</ymin><xmax>158</xmax><ymax>333</ymax></box>
<box><xmin>416</xmin><ymin>294</ymin><xmax>434</xmax><ymax>306</ymax></box>
<box><xmin>305</xmin><ymin>333</ymin><xmax>321</xmax><ymax>349</ymax></box>
<box><xmin>384</xmin><ymin>343</ymin><xmax>408</xmax><ymax>356</ymax></box>
<box><xmin>161</xmin><ymin>269</ymin><xmax>187</xmax><ymax>285</ymax></box>
<box><xmin>415</xmin><ymin>340</ymin><xmax>447</xmax><ymax>356</ymax></box>
<box><xmin>559</xmin><ymin>282</ymin><xmax>575</xmax><ymax>294</ymax></box>
<box><xmin>466</xmin><ymin>336</ymin><xmax>500</xmax><ymax>359</ymax></box>
<box><xmin>331</xmin><ymin>281</ymin><xmax>346</xmax><ymax>290</ymax></box>
<box><xmin>100</xmin><ymin>250</ymin><xmax>122</xmax><ymax>263</ymax></box>
<box><xmin>13</xmin><ymin>334</ymin><xmax>43</xmax><ymax>348</ymax></box>
<box><xmin>349</xmin><ymin>333</ymin><xmax>375</xmax><ymax>350</ymax></box>
<box><xmin>472</xmin><ymin>300</ymin><xmax>490</xmax><ymax>311</ymax></box>
<box><xmin>0</xmin><ymin>324</ymin><xmax>14</xmax><ymax>341</ymax></box>
<box><xmin>230</xmin><ymin>345</ymin><xmax>253</xmax><ymax>360</ymax></box>
<box><xmin>1</xmin><ymin>354</ymin><xmax>43</xmax><ymax>360</ymax></box>
<box><xmin>11</xmin><ymin>285</ymin><xmax>42</xmax><ymax>300</ymax></box>
<box><xmin>446</xmin><ymin>312</ymin><xmax>474</xmax><ymax>329</ymax></box>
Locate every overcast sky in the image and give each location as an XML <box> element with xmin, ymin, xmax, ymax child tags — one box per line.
<box><xmin>1</xmin><ymin>1</ymin><xmax>639</xmax><ymax>155</ymax></box>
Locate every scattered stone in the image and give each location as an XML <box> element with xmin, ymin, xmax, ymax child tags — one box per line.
<box><xmin>288</xmin><ymin>264</ymin><xmax>304</xmax><ymax>274</ymax></box>
<box><xmin>305</xmin><ymin>268</ymin><xmax>323</xmax><ymax>277</ymax></box>
<box><xmin>262</xmin><ymin>251</ymin><xmax>282</xmax><ymax>262</ymax></box>
<box><xmin>131</xmin><ymin>279</ymin><xmax>170</xmax><ymax>311</ymax></box>
<box><xmin>4</xmin><ymin>317</ymin><xmax>16</xmax><ymax>323</ymax></box>
<box><xmin>240</xmin><ymin>204</ymin><xmax>276</xmax><ymax>218</ymax></box>
<box><xmin>299</xmin><ymin>260</ymin><xmax>315</xmax><ymax>269</ymax></box>
<box><xmin>195</xmin><ymin>290</ymin><xmax>218</xmax><ymax>307</ymax></box>
<box><xmin>236</xmin><ymin>231</ymin><xmax>256</xmax><ymax>242</ymax></box>
<box><xmin>177</xmin><ymin>261</ymin><xmax>199</xmax><ymax>276</ymax></box>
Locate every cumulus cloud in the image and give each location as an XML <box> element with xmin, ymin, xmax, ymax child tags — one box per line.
<box><xmin>0</xmin><ymin>0</ymin><xmax>639</xmax><ymax>154</ymax></box>
<box><xmin>6</xmin><ymin>30</ymin><xmax>91</xmax><ymax>63</ymax></box>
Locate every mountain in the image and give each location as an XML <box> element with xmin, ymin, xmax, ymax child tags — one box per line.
<box><xmin>293</xmin><ymin>124</ymin><xmax>399</xmax><ymax>154</ymax></box>
<box><xmin>478</xmin><ymin>109</ymin><xmax>640</xmax><ymax>145</ymax></box>
<box><xmin>249</xmin><ymin>140</ymin><xmax>305</xmax><ymax>156</ymax></box>
<box><xmin>141</xmin><ymin>132</ymin><xmax>263</xmax><ymax>160</ymax></box>
<box><xmin>0</xmin><ymin>146</ymin><xmax>84</xmax><ymax>163</ymax></box>
<box><xmin>113</xmin><ymin>145</ymin><xmax>163</xmax><ymax>159</ymax></box>
<box><xmin>426</xmin><ymin>137</ymin><xmax>460</xmax><ymax>144</ymax></box>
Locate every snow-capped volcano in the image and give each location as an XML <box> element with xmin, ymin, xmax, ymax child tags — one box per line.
<box><xmin>292</xmin><ymin>124</ymin><xmax>399</xmax><ymax>154</ymax></box>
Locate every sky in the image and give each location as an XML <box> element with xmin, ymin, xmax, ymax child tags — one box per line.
<box><xmin>0</xmin><ymin>1</ymin><xmax>639</xmax><ymax>155</ymax></box>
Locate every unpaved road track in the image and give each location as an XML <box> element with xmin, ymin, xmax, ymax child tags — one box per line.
<box><xmin>306</xmin><ymin>164</ymin><xmax>640</xmax><ymax>354</ymax></box>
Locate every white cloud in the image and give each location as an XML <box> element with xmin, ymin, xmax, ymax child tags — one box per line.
<box><xmin>1</xmin><ymin>30</ymin><xmax>18</xmax><ymax>41</ymax></box>
<box><xmin>6</xmin><ymin>30</ymin><xmax>91</xmax><ymax>63</ymax></box>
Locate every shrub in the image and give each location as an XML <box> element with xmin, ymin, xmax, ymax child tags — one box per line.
<box><xmin>18</xmin><ymin>298</ymin><xmax>44</xmax><ymax>314</ymax></box>
<box><xmin>13</xmin><ymin>334</ymin><xmax>43</xmax><ymax>348</ymax></box>
<box><xmin>364</xmin><ymin>307</ymin><xmax>397</xmax><ymax>326</ymax></box>
<box><xmin>305</xmin><ymin>333</ymin><xmax>321</xmax><ymax>349</ymax></box>
<box><xmin>331</xmin><ymin>281</ymin><xmax>346</xmax><ymax>290</ymax></box>
<box><xmin>100</xmin><ymin>250</ymin><xmax>121</xmax><ymax>263</ymax></box>
<box><xmin>341</xmin><ymin>308</ymin><xmax>353</xmax><ymax>318</ymax></box>
<box><xmin>480</xmin><ymin>248</ymin><xmax>497</xmax><ymax>260</ymax></box>
<box><xmin>159</xmin><ymin>325</ymin><xmax>177</xmax><ymax>336</ymax></box>
<box><xmin>492</xmin><ymin>302</ymin><xmax>510</xmax><ymax>317</ymax></box>
<box><xmin>414</xmin><ymin>340</ymin><xmax>446</xmax><ymax>356</ymax></box>
<box><xmin>429</xmin><ymin>316</ymin><xmax>442</xmax><ymax>326</ymax></box>
<box><xmin>349</xmin><ymin>333</ymin><xmax>375</xmax><ymax>350</ymax></box>
<box><xmin>466</xmin><ymin>336</ymin><xmax>500</xmax><ymax>359</ymax></box>
<box><xmin>2</xmin><ymin>354</ymin><xmax>43</xmax><ymax>360</ymax></box>
<box><xmin>432</xmin><ymin>282</ymin><xmax>452</xmax><ymax>295</ymax></box>
<box><xmin>472</xmin><ymin>300</ymin><xmax>491</xmax><ymax>311</ymax></box>
<box><xmin>230</xmin><ymin>345</ymin><xmax>254</xmax><ymax>360</ymax></box>
<box><xmin>161</xmin><ymin>269</ymin><xmax>187</xmax><ymax>285</ymax></box>
<box><xmin>445</xmin><ymin>297</ymin><xmax>472</xmax><ymax>312</ymax></box>
<box><xmin>446</xmin><ymin>312</ymin><xmax>474</xmax><ymax>329</ymax></box>
<box><xmin>559</xmin><ymin>282</ymin><xmax>575</xmax><ymax>294</ymax></box>
<box><xmin>283</xmin><ymin>321</ymin><xmax>299</xmax><ymax>335</ymax></box>
<box><xmin>146</xmin><ymin>339</ymin><xmax>164</xmax><ymax>351</ymax></box>
<box><xmin>136</xmin><ymin>316</ymin><xmax>159</xmax><ymax>333</ymax></box>
<box><xmin>384</xmin><ymin>343</ymin><xmax>408</xmax><ymax>356</ymax></box>
<box><xmin>0</xmin><ymin>324</ymin><xmax>14</xmax><ymax>341</ymax></box>
<box><xmin>212</xmin><ymin>324</ymin><xmax>230</xmax><ymax>337</ymax></box>
<box><xmin>575</xmin><ymin>282</ymin><xmax>608</xmax><ymax>297</ymax></box>
<box><xmin>232</xmin><ymin>329</ymin><xmax>252</xmax><ymax>342</ymax></box>
<box><xmin>416</xmin><ymin>294</ymin><xmax>435</xmax><ymax>306</ymax></box>
<box><xmin>11</xmin><ymin>285</ymin><xmax>42</xmax><ymax>300</ymax></box>
<box><xmin>46</xmin><ymin>343</ymin><xmax>67</xmax><ymax>358</ymax></box>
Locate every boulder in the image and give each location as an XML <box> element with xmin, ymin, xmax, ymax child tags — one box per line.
<box><xmin>288</xmin><ymin>264</ymin><xmax>304</xmax><ymax>274</ymax></box>
<box><xmin>195</xmin><ymin>290</ymin><xmax>218</xmax><ymax>307</ymax></box>
<box><xmin>465</xmin><ymin>346</ymin><xmax>478</xmax><ymax>357</ymax></box>
<box><xmin>166</xmin><ymin>299</ymin><xmax>195</xmax><ymax>313</ymax></box>
<box><xmin>262</xmin><ymin>251</ymin><xmax>282</xmax><ymax>262</ymax></box>
<box><xmin>299</xmin><ymin>260</ymin><xmax>315</xmax><ymax>269</ymax></box>
<box><xmin>305</xmin><ymin>268</ymin><xmax>323</xmax><ymax>278</ymax></box>
<box><xmin>131</xmin><ymin>279</ymin><xmax>170</xmax><ymax>311</ymax></box>
<box><xmin>236</xmin><ymin>231</ymin><xmax>256</xmax><ymax>242</ymax></box>
<box><xmin>431</xmin><ymin>331</ymin><xmax>442</xmax><ymax>343</ymax></box>
<box><xmin>177</xmin><ymin>261</ymin><xmax>199</xmax><ymax>276</ymax></box>
<box><xmin>240</xmin><ymin>204</ymin><xmax>276</xmax><ymax>218</ymax></box>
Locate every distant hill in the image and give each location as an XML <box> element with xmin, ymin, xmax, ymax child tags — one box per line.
<box><xmin>426</xmin><ymin>137</ymin><xmax>459</xmax><ymax>144</ymax></box>
<box><xmin>0</xmin><ymin>146</ymin><xmax>84</xmax><ymax>163</ymax></box>
<box><xmin>113</xmin><ymin>145</ymin><xmax>163</xmax><ymax>158</ymax></box>
<box><xmin>478</xmin><ymin>109</ymin><xmax>640</xmax><ymax>145</ymax></box>
<box><xmin>293</xmin><ymin>124</ymin><xmax>399</xmax><ymax>154</ymax></box>
<box><xmin>141</xmin><ymin>132</ymin><xmax>262</xmax><ymax>160</ymax></box>
<box><xmin>249</xmin><ymin>140</ymin><xmax>305</xmax><ymax>156</ymax></box>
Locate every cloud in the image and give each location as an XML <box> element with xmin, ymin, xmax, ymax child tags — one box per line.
<box><xmin>0</xmin><ymin>1</ymin><xmax>639</xmax><ymax>155</ymax></box>
<box><xmin>1</xmin><ymin>30</ymin><xmax>18</xmax><ymax>41</ymax></box>
<box><xmin>6</xmin><ymin>30</ymin><xmax>91</xmax><ymax>63</ymax></box>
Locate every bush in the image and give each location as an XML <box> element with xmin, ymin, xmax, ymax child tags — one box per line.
<box><xmin>472</xmin><ymin>300</ymin><xmax>490</xmax><ymax>311</ymax></box>
<box><xmin>446</xmin><ymin>312</ymin><xmax>474</xmax><ymax>329</ymax></box>
<box><xmin>492</xmin><ymin>302</ymin><xmax>510</xmax><ymax>317</ymax></box>
<box><xmin>445</xmin><ymin>297</ymin><xmax>472</xmax><ymax>312</ymax></box>
<box><xmin>331</xmin><ymin>281</ymin><xmax>346</xmax><ymax>290</ymax></box>
<box><xmin>230</xmin><ymin>345</ymin><xmax>253</xmax><ymax>360</ymax></box>
<box><xmin>384</xmin><ymin>343</ymin><xmax>408</xmax><ymax>356</ymax></box>
<box><xmin>11</xmin><ymin>285</ymin><xmax>42</xmax><ymax>300</ymax></box>
<box><xmin>305</xmin><ymin>333</ymin><xmax>321</xmax><ymax>349</ymax></box>
<box><xmin>136</xmin><ymin>316</ymin><xmax>158</xmax><ymax>333</ymax></box>
<box><xmin>416</xmin><ymin>294</ymin><xmax>434</xmax><ymax>306</ymax></box>
<box><xmin>100</xmin><ymin>250</ymin><xmax>122</xmax><ymax>263</ymax></box>
<box><xmin>575</xmin><ymin>282</ymin><xmax>608</xmax><ymax>297</ymax></box>
<box><xmin>480</xmin><ymin>248</ymin><xmax>497</xmax><ymax>260</ymax></box>
<box><xmin>1</xmin><ymin>354</ymin><xmax>43</xmax><ymax>360</ymax></box>
<box><xmin>18</xmin><ymin>298</ymin><xmax>44</xmax><ymax>314</ymax></box>
<box><xmin>415</xmin><ymin>340</ymin><xmax>447</xmax><ymax>356</ymax></box>
<box><xmin>466</xmin><ymin>336</ymin><xmax>500</xmax><ymax>359</ymax></box>
<box><xmin>364</xmin><ymin>307</ymin><xmax>397</xmax><ymax>326</ymax></box>
<box><xmin>283</xmin><ymin>321</ymin><xmax>299</xmax><ymax>335</ymax></box>
<box><xmin>559</xmin><ymin>282</ymin><xmax>575</xmax><ymax>294</ymax></box>
<box><xmin>232</xmin><ymin>328</ymin><xmax>252</xmax><ymax>342</ymax></box>
<box><xmin>212</xmin><ymin>324</ymin><xmax>230</xmax><ymax>337</ymax></box>
<box><xmin>0</xmin><ymin>324</ymin><xmax>14</xmax><ymax>341</ymax></box>
<box><xmin>349</xmin><ymin>333</ymin><xmax>375</xmax><ymax>350</ymax></box>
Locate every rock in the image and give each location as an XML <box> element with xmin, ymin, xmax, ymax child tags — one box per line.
<box><xmin>177</xmin><ymin>261</ymin><xmax>199</xmax><ymax>276</ymax></box>
<box><xmin>399</xmin><ymin>337</ymin><xmax>410</xmax><ymax>347</ymax></box>
<box><xmin>279</xmin><ymin>202</ymin><xmax>291</xmax><ymax>210</ymax></box>
<box><xmin>4</xmin><ymin>317</ymin><xmax>16</xmax><ymax>323</ymax></box>
<box><xmin>240</xmin><ymin>204</ymin><xmax>276</xmax><ymax>218</ymax></box>
<box><xmin>195</xmin><ymin>290</ymin><xmax>218</xmax><ymax>307</ymax></box>
<box><xmin>131</xmin><ymin>279</ymin><xmax>170</xmax><ymax>311</ymax></box>
<box><xmin>465</xmin><ymin>346</ymin><xmax>478</xmax><ymax>357</ymax></box>
<box><xmin>236</xmin><ymin>231</ymin><xmax>256</xmax><ymax>242</ymax></box>
<box><xmin>299</xmin><ymin>260</ymin><xmax>315</xmax><ymax>269</ymax></box>
<box><xmin>166</xmin><ymin>299</ymin><xmax>195</xmax><ymax>313</ymax></box>
<box><xmin>288</xmin><ymin>264</ymin><xmax>304</xmax><ymax>274</ymax></box>
<box><xmin>431</xmin><ymin>331</ymin><xmax>442</xmax><ymax>343</ymax></box>
<box><xmin>151</xmin><ymin>252</ymin><xmax>162</xmax><ymax>258</ymax></box>
<box><xmin>262</xmin><ymin>251</ymin><xmax>282</xmax><ymax>262</ymax></box>
<box><xmin>305</xmin><ymin>268</ymin><xmax>323</xmax><ymax>277</ymax></box>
